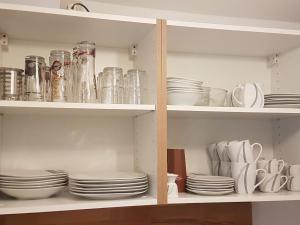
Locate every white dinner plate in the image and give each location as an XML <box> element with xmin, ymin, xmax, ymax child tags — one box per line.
<box><xmin>69</xmin><ymin>180</ymin><xmax>148</xmax><ymax>188</ymax></box>
<box><xmin>187</xmin><ymin>188</ymin><xmax>234</xmax><ymax>196</ymax></box>
<box><xmin>69</xmin><ymin>172</ymin><xmax>147</xmax><ymax>181</ymax></box>
<box><xmin>70</xmin><ymin>189</ymin><xmax>147</xmax><ymax>199</ymax></box>
<box><xmin>264</xmin><ymin>104</ymin><xmax>300</xmax><ymax>108</ymax></box>
<box><xmin>187</xmin><ymin>187</ymin><xmax>234</xmax><ymax>192</ymax></box>
<box><xmin>0</xmin><ymin>186</ymin><xmax>65</xmax><ymax>199</ymax></box>
<box><xmin>187</xmin><ymin>184</ymin><xmax>234</xmax><ymax>189</ymax></box>
<box><xmin>69</xmin><ymin>187</ymin><xmax>148</xmax><ymax>193</ymax></box>
<box><xmin>188</xmin><ymin>174</ymin><xmax>234</xmax><ymax>181</ymax></box>
<box><xmin>1</xmin><ymin>183</ymin><xmax>67</xmax><ymax>189</ymax></box>
<box><xmin>69</xmin><ymin>184</ymin><xmax>148</xmax><ymax>191</ymax></box>
<box><xmin>0</xmin><ymin>170</ymin><xmax>66</xmax><ymax>178</ymax></box>
<box><xmin>0</xmin><ymin>178</ymin><xmax>67</xmax><ymax>186</ymax></box>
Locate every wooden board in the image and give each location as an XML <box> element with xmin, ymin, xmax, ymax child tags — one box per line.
<box><xmin>0</xmin><ymin>203</ymin><xmax>252</xmax><ymax>225</ymax></box>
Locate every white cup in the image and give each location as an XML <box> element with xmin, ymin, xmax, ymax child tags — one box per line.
<box><xmin>287</xmin><ymin>165</ymin><xmax>300</xmax><ymax>177</ymax></box>
<box><xmin>216</xmin><ymin>141</ymin><xmax>230</xmax><ymax>162</ymax></box>
<box><xmin>211</xmin><ymin>160</ymin><xmax>220</xmax><ymax>176</ymax></box>
<box><xmin>232</xmin><ymin>83</ymin><xmax>264</xmax><ymax>108</ymax></box>
<box><xmin>208</xmin><ymin>143</ymin><xmax>219</xmax><ymax>161</ymax></box>
<box><xmin>228</xmin><ymin>140</ymin><xmax>262</xmax><ymax>163</ymax></box>
<box><xmin>231</xmin><ymin>162</ymin><xmax>266</xmax><ymax>194</ymax></box>
<box><xmin>167</xmin><ymin>173</ymin><xmax>178</xmax><ymax>198</ymax></box>
<box><xmin>257</xmin><ymin>173</ymin><xmax>288</xmax><ymax>193</ymax></box>
<box><xmin>257</xmin><ymin>159</ymin><xmax>285</xmax><ymax>174</ymax></box>
<box><xmin>219</xmin><ymin>161</ymin><xmax>231</xmax><ymax>177</ymax></box>
<box><xmin>287</xmin><ymin>176</ymin><xmax>300</xmax><ymax>191</ymax></box>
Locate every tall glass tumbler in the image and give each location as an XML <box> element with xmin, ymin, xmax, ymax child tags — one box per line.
<box><xmin>49</xmin><ymin>50</ymin><xmax>71</xmax><ymax>102</ymax></box>
<box><xmin>25</xmin><ymin>56</ymin><xmax>46</xmax><ymax>101</ymax></box>
<box><xmin>75</xmin><ymin>41</ymin><xmax>96</xmax><ymax>103</ymax></box>
<box><xmin>126</xmin><ymin>69</ymin><xmax>147</xmax><ymax>104</ymax></box>
<box><xmin>101</xmin><ymin>67</ymin><xmax>124</xmax><ymax>104</ymax></box>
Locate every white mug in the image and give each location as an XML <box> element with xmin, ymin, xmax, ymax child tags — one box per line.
<box><xmin>287</xmin><ymin>165</ymin><xmax>300</xmax><ymax>177</ymax></box>
<box><xmin>257</xmin><ymin>173</ymin><xmax>288</xmax><ymax>193</ymax></box>
<box><xmin>211</xmin><ymin>160</ymin><xmax>220</xmax><ymax>176</ymax></box>
<box><xmin>167</xmin><ymin>173</ymin><xmax>178</xmax><ymax>198</ymax></box>
<box><xmin>207</xmin><ymin>143</ymin><xmax>219</xmax><ymax>161</ymax></box>
<box><xmin>287</xmin><ymin>176</ymin><xmax>300</xmax><ymax>191</ymax></box>
<box><xmin>232</xmin><ymin>83</ymin><xmax>264</xmax><ymax>108</ymax></box>
<box><xmin>216</xmin><ymin>141</ymin><xmax>230</xmax><ymax>162</ymax></box>
<box><xmin>231</xmin><ymin>162</ymin><xmax>266</xmax><ymax>194</ymax></box>
<box><xmin>257</xmin><ymin>159</ymin><xmax>285</xmax><ymax>174</ymax></box>
<box><xmin>219</xmin><ymin>161</ymin><xmax>231</xmax><ymax>177</ymax></box>
<box><xmin>228</xmin><ymin>140</ymin><xmax>262</xmax><ymax>163</ymax></box>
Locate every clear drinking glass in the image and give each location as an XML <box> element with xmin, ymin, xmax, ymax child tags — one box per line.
<box><xmin>25</xmin><ymin>56</ymin><xmax>46</xmax><ymax>101</ymax></box>
<box><xmin>126</xmin><ymin>69</ymin><xmax>147</xmax><ymax>104</ymax></box>
<box><xmin>0</xmin><ymin>67</ymin><xmax>24</xmax><ymax>101</ymax></box>
<box><xmin>49</xmin><ymin>50</ymin><xmax>71</xmax><ymax>102</ymax></box>
<box><xmin>75</xmin><ymin>41</ymin><xmax>96</xmax><ymax>103</ymax></box>
<box><xmin>101</xmin><ymin>67</ymin><xmax>124</xmax><ymax>104</ymax></box>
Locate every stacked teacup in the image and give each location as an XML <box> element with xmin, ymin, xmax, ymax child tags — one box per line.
<box><xmin>228</xmin><ymin>140</ymin><xmax>266</xmax><ymax>194</ymax></box>
<box><xmin>286</xmin><ymin>164</ymin><xmax>300</xmax><ymax>191</ymax></box>
<box><xmin>257</xmin><ymin>159</ymin><xmax>287</xmax><ymax>193</ymax></box>
<box><xmin>216</xmin><ymin>141</ymin><xmax>231</xmax><ymax>177</ymax></box>
<box><xmin>208</xmin><ymin>143</ymin><xmax>220</xmax><ymax>176</ymax></box>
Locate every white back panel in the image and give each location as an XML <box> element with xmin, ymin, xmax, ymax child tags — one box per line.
<box><xmin>1</xmin><ymin>115</ymin><xmax>134</xmax><ymax>173</ymax></box>
<box><xmin>168</xmin><ymin>118</ymin><xmax>274</xmax><ymax>174</ymax></box>
<box><xmin>167</xmin><ymin>53</ymin><xmax>271</xmax><ymax>92</ymax></box>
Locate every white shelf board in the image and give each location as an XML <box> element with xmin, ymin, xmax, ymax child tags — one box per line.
<box><xmin>0</xmin><ymin>3</ymin><xmax>156</xmax><ymax>47</ymax></box>
<box><xmin>169</xmin><ymin>191</ymin><xmax>300</xmax><ymax>204</ymax></box>
<box><xmin>168</xmin><ymin>105</ymin><xmax>300</xmax><ymax>119</ymax></box>
<box><xmin>0</xmin><ymin>192</ymin><xmax>156</xmax><ymax>215</ymax></box>
<box><xmin>167</xmin><ymin>20</ymin><xmax>300</xmax><ymax>56</ymax></box>
<box><xmin>0</xmin><ymin>101</ymin><xmax>155</xmax><ymax>117</ymax></box>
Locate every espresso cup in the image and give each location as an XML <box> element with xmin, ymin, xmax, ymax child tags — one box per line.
<box><xmin>287</xmin><ymin>165</ymin><xmax>300</xmax><ymax>177</ymax></box>
<box><xmin>287</xmin><ymin>176</ymin><xmax>300</xmax><ymax>191</ymax></box>
<box><xmin>231</xmin><ymin>162</ymin><xmax>266</xmax><ymax>194</ymax></box>
<box><xmin>257</xmin><ymin>159</ymin><xmax>285</xmax><ymax>174</ymax></box>
<box><xmin>257</xmin><ymin>173</ymin><xmax>288</xmax><ymax>193</ymax></box>
<box><xmin>219</xmin><ymin>161</ymin><xmax>231</xmax><ymax>177</ymax></box>
<box><xmin>228</xmin><ymin>140</ymin><xmax>262</xmax><ymax>163</ymax></box>
<box><xmin>232</xmin><ymin>83</ymin><xmax>264</xmax><ymax>108</ymax></box>
<box><xmin>216</xmin><ymin>141</ymin><xmax>230</xmax><ymax>162</ymax></box>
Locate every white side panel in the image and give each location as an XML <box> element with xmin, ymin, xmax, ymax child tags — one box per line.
<box><xmin>0</xmin><ymin>115</ymin><xmax>134</xmax><ymax>172</ymax></box>
<box><xmin>1</xmin><ymin>39</ymin><xmax>134</xmax><ymax>73</ymax></box>
<box><xmin>134</xmin><ymin>112</ymin><xmax>157</xmax><ymax>197</ymax></box>
<box><xmin>134</xmin><ymin>26</ymin><xmax>157</xmax><ymax>104</ymax></box>
<box><xmin>167</xmin><ymin>53</ymin><xmax>271</xmax><ymax>92</ymax></box>
<box><xmin>168</xmin><ymin>118</ymin><xmax>274</xmax><ymax>174</ymax></box>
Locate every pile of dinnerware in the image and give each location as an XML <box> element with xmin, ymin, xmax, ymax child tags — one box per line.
<box><xmin>186</xmin><ymin>173</ymin><xmax>234</xmax><ymax>195</ymax></box>
<box><xmin>264</xmin><ymin>94</ymin><xmax>300</xmax><ymax>108</ymax></box>
<box><xmin>167</xmin><ymin>77</ymin><xmax>210</xmax><ymax>106</ymax></box>
<box><xmin>228</xmin><ymin>83</ymin><xmax>264</xmax><ymax>108</ymax></box>
<box><xmin>68</xmin><ymin>172</ymin><xmax>148</xmax><ymax>199</ymax></box>
<box><xmin>0</xmin><ymin>170</ymin><xmax>67</xmax><ymax>199</ymax></box>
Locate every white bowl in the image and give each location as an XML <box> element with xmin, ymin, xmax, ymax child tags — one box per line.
<box><xmin>168</xmin><ymin>90</ymin><xmax>210</xmax><ymax>106</ymax></box>
<box><xmin>209</xmin><ymin>88</ymin><xmax>228</xmax><ymax>106</ymax></box>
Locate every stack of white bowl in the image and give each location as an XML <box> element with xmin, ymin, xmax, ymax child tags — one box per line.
<box><xmin>167</xmin><ymin>77</ymin><xmax>210</xmax><ymax>106</ymax></box>
<box><xmin>0</xmin><ymin>169</ymin><xmax>67</xmax><ymax>199</ymax></box>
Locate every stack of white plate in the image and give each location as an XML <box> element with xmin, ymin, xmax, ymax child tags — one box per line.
<box><xmin>167</xmin><ymin>77</ymin><xmax>210</xmax><ymax>106</ymax></box>
<box><xmin>186</xmin><ymin>174</ymin><xmax>234</xmax><ymax>196</ymax></box>
<box><xmin>0</xmin><ymin>170</ymin><xmax>67</xmax><ymax>199</ymax></box>
<box><xmin>265</xmin><ymin>94</ymin><xmax>300</xmax><ymax>108</ymax></box>
<box><xmin>69</xmin><ymin>172</ymin><xmax>148</xmax><ymax>199</ymax></box>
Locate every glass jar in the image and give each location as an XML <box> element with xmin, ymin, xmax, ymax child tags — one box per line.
<box><xmin>0</xmin><ymin>67</ymin><xmax>24</xmax><ymax>101</ymax></box>
<box><xmin>75</xmin><ymin>41</ymin><xmax>96</xmax><ymax>103</ymax></box>
<box><xmin>101</xmin><ymin>67</ymin><xmax>124</xmax><ymax>104</ymax></box>
<box><xmin>49</xmin><ymin>50</ymin><xmax>71</xmax><ymax>102</ymax></box>
<box><xmin>25</xmin><ymin>56</ymin><xmax>46</xmax><ymax>101</ymax></box>
<box><xmin>126</xmin><ymin>69</ymin><xmax>147</xmax><ymax>104</ymax></box>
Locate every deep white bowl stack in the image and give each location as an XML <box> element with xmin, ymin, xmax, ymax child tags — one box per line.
<box><xmin>0</xmin><ymin>170</ymin><xmax>67</xmax><ymax>199</ymax></box>
<box><xmin>68</xmin><ymin>172</ymin><xmax>148</xmax><ymax>199</ymax></box>
<box><xmin>167</xmin><ymin>77</ymin><xmax>210</xmax><ymax>106</ymax></box>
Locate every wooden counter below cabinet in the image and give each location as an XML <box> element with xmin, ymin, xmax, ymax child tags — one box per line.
<box><xmin>0</xmin><ymin>203</ymin><xmax>252</xmax><ymax>225</ymax></box>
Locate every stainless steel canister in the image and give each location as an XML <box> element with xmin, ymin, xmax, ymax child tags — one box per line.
<box><xmin>0</xmin><ymin>67</ymin><xmax>24</xmax><ymax>100</ymax></box>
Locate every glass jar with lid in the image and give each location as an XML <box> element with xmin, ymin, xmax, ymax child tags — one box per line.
<box><xmin>49</xmin><ymin>50</ymin><xmax>71</xmax><ymax>102</ymax></box>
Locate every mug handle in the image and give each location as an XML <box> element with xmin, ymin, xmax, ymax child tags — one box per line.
<box><xmin>251</xmin><ymin>143</ymin><xmax>263</xmax><ymax>163</ymax></box>
<box><xmin>232</xmin><ymin>86</ymin><xmax>243</xmax><ymax>106</ymax></box>
<box><xmin>254</xmin><ymin>169</ymin><xmax>267</xmax><ymax>190</ymax></box>
<box><xmin>278</xmin><ymin>160</ymin><xmax>285</xmax><ymax>174</ymax></box>
<box><xmin>278</xmin><ymin>176</ymin><xmax>288</xmax><ymax>191</ymax></box>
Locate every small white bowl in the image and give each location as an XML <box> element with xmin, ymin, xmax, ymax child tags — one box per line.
<box><xmin>168</xmin><ymin>90</ymin><xmax>210</xmax><ymax>106</ymax></box>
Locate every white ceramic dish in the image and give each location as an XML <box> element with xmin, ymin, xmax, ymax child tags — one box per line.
<box><xmin>264</xmin><ymin>104</ymin><xmax>300</xmax><ymax>108</ymax></box>
<box><xmin>188</xmin><ymin>174</ymin><xmax>234</xmax><ymax>181</ymax></box>
<box><xmin>0</xmin><ymin>186</ymin><xmax>65</xmax><ymax>199</ymax></box>
<box><xmin>70</xmin><ymin>190</ymin><xmax>147</xmax><ymax>199</ymax></box>
<box><xmin>0</xmin><ymin>183</ymin><xmax>67</xmax><ymax>189</ymax></box>
<box><xmin>69</xmin><ymin>172</ymin><xmax>146</xmax><ymax>181</ymax></box>
<box><xmin>0</xmin><ymin>178</ymin><xmax>67</xmax><ymax>186</ymax></box>
<box><xmin>70</xmin><ymin>180</ymin><xmax>148</xmax><ymax>188</ymax></box>
<box><xmin>187</xmin><ymin>188</ymin><xmax>234</xmax><ymax>196</ymax></box>
<box><xmin>168</xmin><ymin>90</ymin><xmax>210</xmax><ymax>106</ymax></box>
<box><xmin>69</xmin><ymin>187</ymin><xmax>148</xmax><ymax>193</ymax></box>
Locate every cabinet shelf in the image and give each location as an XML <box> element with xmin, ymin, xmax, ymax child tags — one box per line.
<box><xmin>0</xmin><ymin>193</ymin><xmax>156</xmax><ymax>215</ymax></box>
<box><xmin>168</xmin><ymin>191</ymin><xmax>300</xmax><ymax>204</ymax></box>
<box><xmin>0</xmin><ymin>3</ymin><xmax>156</xmax><ymax>47</ymax></box>
<box><xmin>0</xmin><ymin>101</ymin><xmax>155</xmax><ymax>117</ymax></box>
<box><xmin>168</xmin><ymin>105</ymin><xmax>300</xmax><ymax>119</ymax></box>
